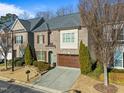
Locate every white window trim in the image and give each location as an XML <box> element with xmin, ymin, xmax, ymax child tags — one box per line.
<box><xmin>60</xmin><ymin>29</ymin><xmax>78</xmax><ymax>49</ymax></box>
<box><xmin>114</xmin><ymin>46</ymin><xmax>124</xmax><ymax>69</ymax></box>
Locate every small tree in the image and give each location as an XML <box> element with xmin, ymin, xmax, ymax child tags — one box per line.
<box><xmin>24</xmin><ymin>44</ymin><xmax>32</xmax><ymax>66</ymax></box>
<box><xmin>79</xmin><ymin>41</ymin><xmax>91</xmax><ymax>74</ymax></box>
<box><xmin>0</xmin><ymin>29</ymin><xmax>11</xmax><ymax>70</ymax></box>
<box><xmin>56</xmin><ymin>5</ymin><xmax>74</xmax><ymax>16</ymax></box>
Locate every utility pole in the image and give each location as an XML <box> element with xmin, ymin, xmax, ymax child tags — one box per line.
<box><xmin>11</xmin><ymin>29</ymin><xmax>14</xmax><ymax>71</ymax></box>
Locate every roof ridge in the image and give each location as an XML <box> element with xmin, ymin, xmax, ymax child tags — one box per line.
<box><xmin>27</xmin><ymin>17</ymin><xmax>42</xmax><ymax>21</ymax></box>
<box><xmin>45</xmin><ymin>12</ymin><xmax>80</xmax><ymax>22</ymax></box>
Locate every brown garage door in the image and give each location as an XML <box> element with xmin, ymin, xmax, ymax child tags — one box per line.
<box><xmin>57</xmin><ymin>54</ymin><xmax>80</xmax><ymax>68</ymax></box>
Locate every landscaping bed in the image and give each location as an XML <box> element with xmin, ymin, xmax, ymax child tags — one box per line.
<box><xmin>99</xmin><ymin>72</ymin><xmax>124</xmax><ymax>85</ymax></box>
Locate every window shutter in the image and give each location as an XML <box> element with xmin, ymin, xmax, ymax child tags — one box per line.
<box><xmin>21</xmin><ymin>36</ymin><xmax>23</xmax><ymax>44</ymax></box>
<box><xmin>15</xmin><ymin>36</ymin><xmax>16</xmax><ymax>44</ymax></box>
<box><xmin>37</xmin><ymin>35</ymin><xmax>39</xmax><ymax>44</ymax></box>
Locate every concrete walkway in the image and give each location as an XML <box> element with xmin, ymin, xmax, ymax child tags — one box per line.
<box><xmin>33</xmin><ymin>67</ymin><xmax>80</xmax><ymax>93</ymax></box>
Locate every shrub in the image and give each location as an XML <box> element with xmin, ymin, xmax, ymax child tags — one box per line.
<box><xmin>8</xmin><ymin>57</ymin><xmax>24</xmax><ymax>66</ymax></box>
<box><xmin>16</xmin><ymin>60</ymin><xmax>23</xmax><ymax>66</ymax></box>
<box><xmin>93</xmin><ymin>63</ymin><xmax>103</xmax><ymax>77</ymax></box>
<box><xmin>37</xmin><ymin>62</ymin><xmax>50</xmax><ymax>72</ymax></box>
<box><xmin>79</xmin><ymin>41</ymin><xmax>92</xmax><ymax>74</ymax></box>
<box><xmin>33</xmin><ymin>61</ymin><xmax>50</xmax><ymax>72</ymax></box>
<box><xmin>24</xmin><ymin>44</ymin><xmax>32</xmax><ymax>66</ymax></box>
<box><xmin>33</xmin><ymin>61</ymin><xmax>38</xmax><ymax>67</ymax></box>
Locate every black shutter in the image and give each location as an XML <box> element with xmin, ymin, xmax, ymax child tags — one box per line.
<box><xmin>21</xmin><ymin>36</ymin><xmax>23</xmax><ymax>44</ymax></box>
<box><xmin>37</xmin><ymin>35</ymin><xmax>39</xmax><ymax>44</ymax></box>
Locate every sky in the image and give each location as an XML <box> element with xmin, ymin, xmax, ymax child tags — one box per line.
<box><xmin>0</xmin><ymin>0</ymin><xmax>79</xmax><ymax>18</ymax></box>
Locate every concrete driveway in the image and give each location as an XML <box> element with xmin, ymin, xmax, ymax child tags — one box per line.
<box><xmin>33</xmin><ymin>67</ymin><xmax>80</xmax><ymax>93</ymax></box>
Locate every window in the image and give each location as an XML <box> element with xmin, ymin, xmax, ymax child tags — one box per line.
<box><xmin>36</xmin><ymin>51</ymin><xmax>46</xmax><ymax>61</ymax></box>
<box><xmin>63</xmin><ymin>33</ymin><xmax>75</xmax><ymax>43</ymax></box>
<box><xmin>37</xmin><ymin>35</ymin><xmax>45</xmax><ymax>44</ymax></box>
<box><xmin>15</xmin><ymin>36</ymin><xmax>23</xmax><ymax>44</ymax></box>
<box><xmin>114</xmin><ymin>48</ymin><xmax>124</xmax><ymax>68</ymax></box>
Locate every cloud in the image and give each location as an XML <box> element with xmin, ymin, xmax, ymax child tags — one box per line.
<box><xmin>0</xmin><ymin>3</ymin><xmax>34</xmax><ymax>19</ymax></box>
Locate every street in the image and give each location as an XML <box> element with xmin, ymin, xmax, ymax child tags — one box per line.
<box><xmin>0</xmin><ymin>80</ymin><xmax>44</xmax><ymax>93</ymax></box>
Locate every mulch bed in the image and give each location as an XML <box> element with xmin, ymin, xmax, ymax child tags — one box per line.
<box><xmin>94</xmin><ymin>83</ymin><xmax>118</xmax><ymax>93</ymax></box>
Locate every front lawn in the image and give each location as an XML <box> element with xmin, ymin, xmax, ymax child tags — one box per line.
<box><xmin>0</xmin><ymin>66</ymin><xmax>38</xmax><ymax>82</ymax></box>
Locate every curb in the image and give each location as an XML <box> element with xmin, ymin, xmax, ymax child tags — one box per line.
<box><xmin>0</xmin><ymin>76</ymin><xmax>62</xmax><ymax>93</ymax></box>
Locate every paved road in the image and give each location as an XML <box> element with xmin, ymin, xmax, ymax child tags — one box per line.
<box><xmin>0</xmin><ymin>80</ymin><xmax>44</xmax><ymax>93</ymax></box>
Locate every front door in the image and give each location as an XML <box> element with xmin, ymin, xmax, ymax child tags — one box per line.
<box><xmin>48</xmin><ymin>51</ymin><xmax>53</xmax><ymax>65</ymax></box>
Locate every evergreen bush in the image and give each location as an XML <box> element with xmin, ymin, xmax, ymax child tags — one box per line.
<box><xmin>79</xmin><ymin>41</ymin><xmax>92</xmax><ymax>74</ymax></box>
<box><xmin>24</xmin><ymin>44</ymin><xmax>32</xmax><ymax>66</ymax></box>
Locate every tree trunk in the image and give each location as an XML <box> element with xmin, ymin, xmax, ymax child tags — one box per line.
<box><xmin>4</xmin><ymin>57</ymin><xmax>7</xmax><ymax>70</ymax></box>
<box><xmin>103</xmin><ymin>63</ymin><xmax>108</xmax><ymax>87</ymax></box>
<box><xmin>27</xmin><ymin>74</ymin><xmax>29</xmax><ymax>81</ymax></box>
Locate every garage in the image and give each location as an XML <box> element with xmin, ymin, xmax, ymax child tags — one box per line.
<box><xmin>57</xmin><ymin>54</ymin><xmax>80</xmax><ymax>68</ymax></box>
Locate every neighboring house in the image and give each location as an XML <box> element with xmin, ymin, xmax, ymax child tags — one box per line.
<box><xmin>0</xmin><ymin>21</ymin><xmax>14</xmax><ymax>60</ymax></box>
<box><xmin>33</xmin><ymin>13</ymin><xmax>88</xmax><ymax>68</ymax></box>
<box><xmin>10</xmin><ymin>17</ymin><xmax>44</xmax><ymax>58</ymax></box>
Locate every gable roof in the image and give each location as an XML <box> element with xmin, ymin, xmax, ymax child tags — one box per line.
<box><xmin>33</xmin><ymin>13</ymin><xmax>81</xmax><ymax>32</ymax></box>
<box><xmin>12</xmin><ymin>17</ymin><xmax>44</xmax><ymax>32</ymax></box>
<box><xmin>19</xmin><ymin>19</ymin><xmax>30</xmax><ymax>31</ymax></box>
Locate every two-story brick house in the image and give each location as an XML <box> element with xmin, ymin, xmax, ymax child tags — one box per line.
<box><xmin>33</xmin><ymin>13</ymin><xmax>124</xmax><ymax>69</ymax></box>
<box><xmin>33</xmin><ymin>13</ymin><xmax>89</xmax><ymax>68</ymax></box>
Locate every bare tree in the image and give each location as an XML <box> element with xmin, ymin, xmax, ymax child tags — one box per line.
<box><xmin>79</xmin><ymin>0</ymin><xmax>124</xmax><ymax>87</ymax></box>
<box><xmin>35</xmin><ymin>11</ymin><xmax>53</xmax><ymax>19</ymax></box>
<box><xmin>20</xmin><ymin>12</ymin><xmax>30</xmax><ymax>19</ymax></box>
<box><xmin>56</xmin><ymin>5</ymin><xmax>74</xmax><ymax>16</ymax></box>
<box><xmin>0</xmin><ymin>28</ymin><xmax>11</xmax><ymax>70</ymax></box>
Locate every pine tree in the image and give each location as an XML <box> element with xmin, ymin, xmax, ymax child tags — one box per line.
<box><xmin>79</xmin><ymin>40</ymin><xmax>91</xmax><ymax>74</ymax></box>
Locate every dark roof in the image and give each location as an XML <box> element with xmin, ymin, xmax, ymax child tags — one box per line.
<box><xmin>28</xmin><ymin>18</ymin><xmax>44</xmax><ymax>31</ymax></box>
<box><xmin>19</xmin><ymin>19</ymin><xmax>30</xmax><ymax>31</ymax></box>
<box><xmin>15</xmin><ymin>17</ymin><xmax>44</xmax><ymax>31</ymax></box>
<box><xmin>0</xmin><ymin>21</ymin><xmax>14</xmax><ymax>31</ymax></box>
<box><xmin>33</xmin><ymin>13</ymin><xmax>81</xmax><ymax>32</ymax></box>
